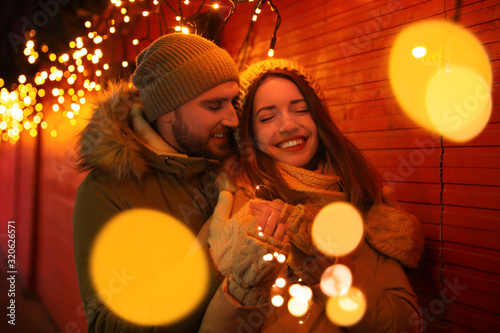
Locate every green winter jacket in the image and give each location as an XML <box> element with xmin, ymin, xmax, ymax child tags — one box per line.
<box><xmin>73</xmin><ymin>82</ymin><xmax>221</xmax><ymax>332</ymax></box>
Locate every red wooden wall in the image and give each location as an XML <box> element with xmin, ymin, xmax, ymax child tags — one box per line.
<box><xmin>0</xmin><ymin>0</ymin><xmax>498</xmax><ymax>332</ymax></box>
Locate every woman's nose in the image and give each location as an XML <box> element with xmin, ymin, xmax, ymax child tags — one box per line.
<box><xmin>279</xmin><ymin>113</ymin><xmax>299</xmax><ymax>133</ymax></box>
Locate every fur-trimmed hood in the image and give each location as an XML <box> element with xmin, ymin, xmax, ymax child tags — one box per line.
<box><xmin>75</xmin><ymin>81</ymin><xmax>213</xmax><ymax>183</ymax></box>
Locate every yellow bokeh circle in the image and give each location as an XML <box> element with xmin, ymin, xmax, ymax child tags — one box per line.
<box><xmin>389</xmin><ymin>20</ymin><xmax>492</xmax><ymax>142</ymax></box>
<box><xmin>426</xmin><ymin>66</ymin><xmax>491</xmax><ymax>142</ymax></box>
<box><xmin>320</xmin><ymin>264</ymin><xmax>353</xmax><ymax>297</ymax></box>
<box><xmin>326</xmin><ymin>287</ymin><xmax>366</xmax><ymax>327</ymax></box>
<box><xmin>312</xmin><ymin>202</ymin><xmax>364</xmax><ymax>257</ymax></box>
<box><xmin>90</xmin><ymin>209</ymin><xmax>209</xmax><ymax>326</ymax></box>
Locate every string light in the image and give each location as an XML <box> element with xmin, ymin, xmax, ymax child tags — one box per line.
<box><xmin>0</xmin><ymin>0</ymin><xmax>282</xmax><ymax>144</ymax></box>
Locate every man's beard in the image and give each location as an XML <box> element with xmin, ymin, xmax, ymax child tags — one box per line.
<box><xmin>171</xmin><ymin>115</ymin><xmax>236</xmax><ymax>160</ymax></box>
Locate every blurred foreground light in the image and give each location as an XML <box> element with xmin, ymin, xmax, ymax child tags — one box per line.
<box><xmin>326</xmin><ymin>287</ymin><xmax>366</xmax><ymax>326</ymax></box>
<box><xmin>312</xmin><ymin>202</ymin><xmax>363</xmax><ymax>257</ymax></box>
<box><xmin>271</xmin><ymin>295</ymin><xmax>284</xmax><ymax>307</ymax></box>
<box><xmin>90</xmin><ymin>209</ymin><xmax>209</xmax><ymax>326</ymax></box>
<box><xmin>389</xmin><ymin>20</ymin><xmax>492</xmax><ymax>142</ymax></box>
<box><xmin>288</xmin><ymin>297</ymin><xmax>310</xmax><ymax>317</ymax></box>
<box><xmin>320</xmin><ymin>264</ymin><xmax>352</xmax><ymax>297</ymax></box>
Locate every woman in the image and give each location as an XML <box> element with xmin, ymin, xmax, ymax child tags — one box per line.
<box><xmin>201</xmin><ymin>59</ymin><xmax>424</xmax><ymax>332</ymax></box>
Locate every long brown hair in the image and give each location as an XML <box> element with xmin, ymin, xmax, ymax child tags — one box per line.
<box><xmin>226</xmin><ymin>69</ymin><xmax>381</xmax><ymax>212</ymax></box>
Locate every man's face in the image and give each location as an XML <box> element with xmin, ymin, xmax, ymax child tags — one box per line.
<box><xmin>159</xmin><ymin>81</ymin><xmax>239</xmax><ymax>160</ymax></box>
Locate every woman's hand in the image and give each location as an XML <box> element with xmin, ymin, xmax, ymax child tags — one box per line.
<box><xmin>250</xmin><ymin>200</ymin><xmax>289</xmax><ymax>243</ymax></box>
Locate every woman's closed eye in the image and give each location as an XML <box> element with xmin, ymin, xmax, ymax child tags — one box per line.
<box><xmin>293</xmin><ymin>109</ymin><xmax>309</xmax><ymax>114</ymax></box>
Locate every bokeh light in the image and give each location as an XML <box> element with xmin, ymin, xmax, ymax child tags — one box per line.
<box><xmin>326</xmin><ymin>287</ymin><xmax>366</xmax><ymax>326</ymax></box>
<box><xmin>389</xmin><ymin>20</ymin><xmax>492</xmax><ymax>142</ymax></box>
<box><xmin>287</xmin><ymin>297</ymin><xmax>310</xmax><ymax>317</ymax></box>
<box><xmin>271</xmin><ymin>295</ymin><xmax>284</xmax><ymax>307</ymax></box>
<box><xmin>320</xmin><ymin>264</ymin><xmax>352</xmax><ymax>297</ymax></box>
<box><xmin>426</xmin><ymin>66</ymin><xmax>491</xmax><ymax>142</ymax></box>
<box><xmin>312</xmin><ymin>202</ymin><xmax>363</xmax><ymax>257</ymax></box>
<box><xmin>90</xmin><ymin>209</ymin><xmax>209</xmax><ymax>326</ymax></box>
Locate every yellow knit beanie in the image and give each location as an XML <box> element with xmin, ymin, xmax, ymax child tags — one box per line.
<box><xmin>131</xmin><ymin>33</ymin><xmax>239</xmax><ymax>122</ymax></box>
<box><xmin>237</xmin><ymin>58</ymin><xmax>327</xmax><ymax>116</ymax></box>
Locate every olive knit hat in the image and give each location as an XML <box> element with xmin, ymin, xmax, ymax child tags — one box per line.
<box><xmin>131</xmin><ymin>33</ymin><xmax>239</xmax><ymax>122</ymax></box>
<box><xmin>237</xmin><ymin>58</ymin><xmax>328</xmax><ymax>116</ymax></box>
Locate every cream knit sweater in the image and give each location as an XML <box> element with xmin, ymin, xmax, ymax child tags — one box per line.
<box><xmin>209</xmin><ymin>164</ymin><xmax>425</xmax><ymax>282</ymax></box>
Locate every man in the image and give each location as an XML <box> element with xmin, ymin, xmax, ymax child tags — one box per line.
<box><xmin>73</xmin><ymin>33</ymin><xmax>239</xmax><ymax>332</ymax></box>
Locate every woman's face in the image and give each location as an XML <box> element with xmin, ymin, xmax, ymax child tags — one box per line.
<box><xmin>252</xmin><ymin>76</ymin><xmax>319</xmax><ymax>168</ymax></box>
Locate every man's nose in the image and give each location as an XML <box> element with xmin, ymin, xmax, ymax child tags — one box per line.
<box><xmin>221</xmin><ymin>104</ymin><xmax>239</xmax><ymax>129</ymax></box>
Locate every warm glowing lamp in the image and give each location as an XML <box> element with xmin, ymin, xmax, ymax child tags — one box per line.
<box><xmin>312</xmin><ymin>202</ymin><xmax>363</xmax><ymax>257</ymax></box>
<box><xmin>389</xmin><ymin>20</ymin><xmax>492</xmax><ymax>142</ymax></box>
<box><xmin>90</xmin><ymin>209</ymin><xmax>209</xmax><ymax>326</ymax></box>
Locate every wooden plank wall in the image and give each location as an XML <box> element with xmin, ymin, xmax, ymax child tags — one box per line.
<box><xmin>221</xmin><ymin>0</ymin><xmax>500</xmax><ymax>331</ymax></box>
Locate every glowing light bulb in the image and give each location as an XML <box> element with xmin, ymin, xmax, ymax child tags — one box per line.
<box><xmin>268</xmin><ymin>49</ymin><xmax>275</xmax><ymax>57</ymax></box>
<box><xmin>122</xmin><ymin>61</ymin><xmax>128</xmax><ymax>67</ymax></box>
<box><xmin>175</xmin><ymin>26</ymin><xmax>181</xmax><ymax>32</ymax></box>
<box><xmin>263</xmin><ymin>253</ymin><xmax>273</xmax><ymax>261</ymax></box>
<box><xmin>18</xmin><ymin>75</ymin><xmax>26</xmax><ymax>84</ymax></box>
<box><xmin>412</xmin><ymin>46</ymin><xmax>426</xmax><ymax>59</ymax></box>
<box><xmin>184</xmin><ymin>0</ymin><xmax>189</xmax><ymax>4</ymax></box>
<box><xmin>255</xmin><ymin>8</ymin><xmax>261</xmax><ymax>14</ymax></box>
<box><xmin>287</xmin><ymin>297</ymin><xmax>310</xmax><ymax>317</ymax></box>
<box><xmin>133</xmin><ymin>39</ymin><xmax>139</xmax><ymax>45</ymax></box>
<box><xmin>85</xmin><ymin>21</ymin><xmax>91</xmax><ymax>28</ymax></box>
<box><xmin>213</xmin><ymin>3</ymin><xmax>219</xmax><ymax>9</ymax></box>
<box><xmin>176</xmin><ymin>16</ymin><xmax>181</xmax><ymax>21</ymax></box>
<box><xmin>275</xmin><ymin>278</ymin><xmax>286</xmax><ymax>288</ymax></box>
<box><xmin>181</xmin><ymin>27</ymin><xmax>189</xmax><ymax>34</ymax></box>
<box><xmin>252</xmin><ymin>14</ymin><xmax>257</xmax><ymax>21</ymax></box>
<box><xmin>142</xmin><ymin>11</ymin><xmax>149</xmax><ymax>16</ymax></box>
<box><xmin>312</xmin><ymin>202</ymin><xmax>363</xmax><ymax>257</ymax></box>
<box><xmin>277</xmin><ymin>254</ymin><xmax>286</xmax><ymax>263</ymax></box>
<box><xmin>124</xmin><ymin>15</ymin><xmax>130</xmax><ymax>22</ymax></box>
<box><xmin>320</xmin><ymin>264</ymin><xmax>352</xmax><ymax>297</ymax></box>
<box><xmin>110</xmin><ymin>27</ymin><xmax>116</xmax><ymax>33</ymax></box>
<box><xmin>271</xmin><ymin>295</ymin><xmax>284</xmax><ymax>307</ymax></box>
